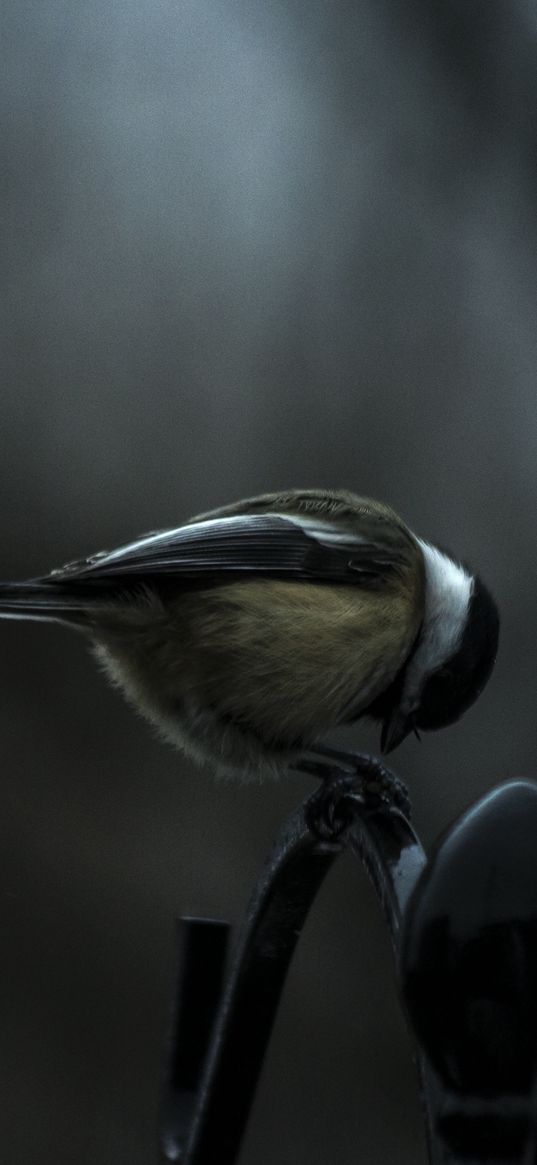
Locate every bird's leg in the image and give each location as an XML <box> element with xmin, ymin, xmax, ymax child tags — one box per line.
<box><xmin>305</xmin><ymin>742</ymin><xmax>411</xmax><ymax>815</ymax></box>
<box><xmin>293</xmin><ymin>743</ymin><xmax>411</xmax><ymax>841</ymax></box>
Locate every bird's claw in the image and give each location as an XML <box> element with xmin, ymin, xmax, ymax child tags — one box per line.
<box><xmin>296</xmin><ymin>746</ymin><xmax>411</xmax><ymax>841</ymax></box>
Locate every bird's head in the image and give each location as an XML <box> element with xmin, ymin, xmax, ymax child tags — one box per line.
<box><xmin>381</xmin><ymin>547</ymin><xmax>499</xmax><ymax>753</ymax></box>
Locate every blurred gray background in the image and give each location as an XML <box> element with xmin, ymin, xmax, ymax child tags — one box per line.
<box><xmin>1</xmin><ymin>0</ymin><xmax>536</xmax><ymax>1161</ymax></box>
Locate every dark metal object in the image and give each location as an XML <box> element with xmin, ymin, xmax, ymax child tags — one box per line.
<box><xmin>400</xmin><ymin>779</ymin><xmax>537</xmax><ymax>1164</ymax></box>
<box><xmin>159</xmin><ymin>752</ymin><xmax>425</xmax><ymax>1164</ymax></box>
<box><xmin>159</xmin><ymin>761</ymin><xmax>537</xmax><ymax>1165</ymax></box>
<box><xmin>160</xmin><ymin>918</ymin><xmax>231</xmax><ymax>1161</ymax></box>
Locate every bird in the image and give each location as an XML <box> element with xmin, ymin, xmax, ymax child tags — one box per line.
<box><xmin>0</xmin><ymin>489</ymin><xmax>499</xmax><ymax>781</ymax></box>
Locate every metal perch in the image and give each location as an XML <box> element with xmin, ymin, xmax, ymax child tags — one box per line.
<box><xmin>159</xmin><ymin>752</ymin><xmax>537</xmax><ymax>1165</ymax></box>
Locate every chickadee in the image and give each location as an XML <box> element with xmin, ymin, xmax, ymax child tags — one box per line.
<box><xmin>0</xmin><ymin>489</ymin><xmax>499</xmax><ymax>778</ymax></box>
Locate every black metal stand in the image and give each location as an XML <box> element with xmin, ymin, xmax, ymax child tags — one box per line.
<box><xmin>158</xmin><ymin>757</ymin><xmax>537</xmax><ymax>1165</ymax></box>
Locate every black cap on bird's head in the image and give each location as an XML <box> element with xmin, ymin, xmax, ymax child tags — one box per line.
<box><xmin>414</xmin><ymin>576</ymin><xmax>499</xmax><ymax>731</ymax></box>
<box><xmin>381</xmin><ymin>573</ymin><xmax>500</xmax><ymax>753</ymax></box>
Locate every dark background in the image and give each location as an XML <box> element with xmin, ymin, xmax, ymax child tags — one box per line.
<box><xmin>1</xmin><ymin>1</ymin><xmax>536</xmax><ymax>1162</ymax></box>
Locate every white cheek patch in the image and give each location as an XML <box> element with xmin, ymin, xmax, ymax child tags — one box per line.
<box><xmin>401</xmin><ymin>540</ymin><xmax>473</xmax><ymax>711</ymax></box>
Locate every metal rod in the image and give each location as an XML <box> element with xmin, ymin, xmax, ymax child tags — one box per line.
<box><xmin>159</xmin><ymin>756</ymin><xmax>426</xmax><ymax>1165</ymax></box>
<box><xmin>159</xmin><ymin>764</ymin><xmax>537</xmax><ymax>1165</ymax></box>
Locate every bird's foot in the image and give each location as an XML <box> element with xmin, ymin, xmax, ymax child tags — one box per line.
<box><xmin>294</xmin><ymin>744</ymin><xmax>411</xmax><ymax>841</ymax></box>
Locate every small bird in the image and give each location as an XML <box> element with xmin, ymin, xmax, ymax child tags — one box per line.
<box><xmin>0</xmin><ymin>489</ymin><xmax>499</xmax><ymax>779</ymax></box>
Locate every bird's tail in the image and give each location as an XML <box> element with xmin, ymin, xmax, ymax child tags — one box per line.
<box><xmin>0</xmin><ymin>581</ymin><xmax>96</xmax><ymax>626</ymax></box>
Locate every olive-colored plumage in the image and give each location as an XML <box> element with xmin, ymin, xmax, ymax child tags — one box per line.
<box><xmin>92</xmin><ymin>490</ymin><xmax>424</xmax><ymax>775</ymax></box>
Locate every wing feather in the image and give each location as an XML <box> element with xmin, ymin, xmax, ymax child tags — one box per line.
<box><xmin>46</xmin><ymin>512</ymin><xmax>408</xmax><ymax>589</ymax></box>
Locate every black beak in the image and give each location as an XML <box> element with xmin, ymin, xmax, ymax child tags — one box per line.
<box><xmin>381</xmin><ymin>709</ymin><xmax>413</xmax><ymax>754</ymax></box>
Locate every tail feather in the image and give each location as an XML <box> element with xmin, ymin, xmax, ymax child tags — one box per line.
<box><xmin>0</xmin><ymin>581</ymin><xmax>94</xmax><ymax>625</ymax></box>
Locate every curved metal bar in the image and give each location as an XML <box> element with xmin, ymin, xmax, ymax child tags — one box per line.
<box><xmin>160</xmin><ymin>790</ymin><xmax>342</xmax><ymax>1163</ymax></box>
<box><xmin>348</xmin><ymin>801</ymin><xmax>427</xmax><ymax>942</ymax></box>
<box><xmin>160</xmin><ymin>770</ymin><xmax>537</xmax><ymax>1165</ymax></box>
<box><xmin>159</xmin><ymin>757</ymin><xmax>426</xmax><ymax>1165</ymax></box>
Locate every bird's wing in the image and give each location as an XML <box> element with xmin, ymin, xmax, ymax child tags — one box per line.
<box><xmin>45</xmin><ymin>512</ymin><xmax>411</xmax><ymax>589</ymax></box>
